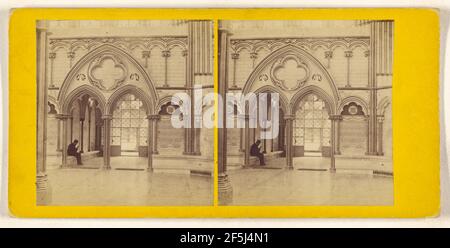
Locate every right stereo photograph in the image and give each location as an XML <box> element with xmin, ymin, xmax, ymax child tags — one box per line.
<box><xmin>217</xmin><ymin>20</ymin><xmax>393</xmax><ymax>206</ymax></box>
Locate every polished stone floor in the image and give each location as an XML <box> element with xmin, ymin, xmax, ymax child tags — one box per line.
<box><xmin>46</xmin><ymin>156</ymin><xmax>213</xmax><ymax>206</ymax></box>
<box><xmin>227</xmin><ymin>157</ymin><xmax>394</xmax><ymax>206</ymax></box>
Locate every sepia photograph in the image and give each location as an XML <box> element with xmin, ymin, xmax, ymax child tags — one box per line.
<box><xmin>218</xmin><ymin>20</ymin><xmax>394</xmax><ymax>206</ymax></box>
<box><xmin>36</xmin><ymin>20</ymin><xmax>214</xmax><ymax>206</ymax></box>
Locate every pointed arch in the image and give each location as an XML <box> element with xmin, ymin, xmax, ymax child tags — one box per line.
<box><xmin>339</xmin><ymin>96</ymin><xmax>369</xmax><ymax>115</ymax></box>
<box><xmin>242</xmin><ymin>44</ymin><xmax>340</xmax><ymax>105</ymax></box>
<box><xmin>61</xmin><ymin>84</ymin><xmax>106</xmax><ymax>115</ymax></box>
<box><xmin>58</xmin><ymin>44</ymin><xmax>158</xmax><ymax>107</ymax></box>
<box><xmin>156</xmin><ymin>94</ymin><xmax>182</xmax><ymax>113</ymax></box>
<box><xmin>253</xmin><ymin>85</ymin><xmax>290</xmax><ymax>114</ymax></box>
<box><xmin>290</xmin><ymin>85</ymin><xmax>336</xmax><ymax>115</ymax></box>
<box><xmin>378</xmin><ymin>96</ymin><xmax>391</xmax><ymax>116</ymax></box>
<box><xmin>106</xmin><ymin>85</ymin><xmax>154</xmax><ymax>115</ymax></box>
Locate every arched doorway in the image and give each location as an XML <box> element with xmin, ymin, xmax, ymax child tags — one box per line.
<box><xmin>293</xmin><ymin>94</ymin><xmax>331</xmax><ymax>157</ymax></box>
<box><xmin>110</xmin><ymin>93</ymin><xmax>148</xmax><ymax>157</ymax></box>
<box><xmin>105</xmin><ymin>85</ymin><xmax>155</xmax><ymax>170</ymax></box>
<box><xmin>60</xmin><ymin>85</ymin><xmax>106</xmax><ymax>167</ymax></box>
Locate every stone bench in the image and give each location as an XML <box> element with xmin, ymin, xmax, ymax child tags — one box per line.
<box><xmin>66</xmin><ymin>151</ymin><xmax>100</xmax><ymax>166</ymax></box>
<box><xmin>227</xmin><ymin>151</ymin><xmax>284</xmax><ymax>169</ymax></box>
<box><xmin>248</xmin><ymin>151</ymin><xmax>284</xmax><ymax>166</ymax></box>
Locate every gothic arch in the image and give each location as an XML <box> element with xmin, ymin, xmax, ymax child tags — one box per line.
<box><xmin>290</xmin><ymin>85</ymin><xmax>336</xmax><ymax>115</ymax></box>
<box><xmin>57</xmin><ymin>44</ymin><xmax>158</xmax><ymax>108</ymax></box>
<box><xmin>106</xmin><ymin>85</ymin><xmax>154</xmax><ymax>115</ymax></box>
<box><xmin>339</xmin><ymin>96</ymin><xmax>369</xmax><ymax>115</ymax></box>
<box><xmin>253</xmin><ymin>85</ymin><xmax>290</xmax><ymax>114</ymax></box>
<box><xmin>242</xmin><ymin>44</ymin><xmax>340</xmax><ymax>105</ymax></box>
<box><xmin>156</xmin><ymin>94</ymin><xmax>183</xmax><ymax>113</ymax></box>
<box><xmin>61</xmin><ymin>84</ymin><xmax>106</xmax><ymax>115</ymax></box>
<box><xmin>378</xmin><ymin>96</ymin><xmax>391</xmax><ymax>116</ymax></box>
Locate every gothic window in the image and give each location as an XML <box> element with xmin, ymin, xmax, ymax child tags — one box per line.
<box><xmin>111</xmin><ymin>94</ymin><xmax>147</xmax><ymax>151</ymax></box>
<box><xmin>294</xmin><ymin>94</ymin><xmax>331</xmax><ymax>151</ymax></box>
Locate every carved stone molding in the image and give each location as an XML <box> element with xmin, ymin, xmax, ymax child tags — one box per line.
<box><xmin>230</xmin><ymin>37</ymin><xmax>370</xmax><ymax>54</ymax></box>
<box><xmin>50</xmin><ymin>36</ymin><xmax>188</xmax><ymax>54</ymax></box>
<box><xmin>87</xmin><ymin>53</ymin><xmax>128</xmax><ymax>91</ymax></box>
<box><xmin>270</xmin><ymin>54</ymin><xmax>310</xmax><ymax>91</ymax></box>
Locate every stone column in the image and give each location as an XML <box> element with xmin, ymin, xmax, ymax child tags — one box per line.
<box><xmin>345</xmin><ymin>50</ymin><xmax>353</xmax><ymax>88</ymax></box>
<box><xmin>162</xmin><ymin>50</ymin><xmax>170</xmax><ymax>88</ymax></box>
<box><xmin>59</xmin><ymin>115</ymin><xmax>69</xmax><ymax>167</ymax></box>
<box><xmin>193</xmin><ymin>114</ymin><xmax>202</xmax><ymax>155</ymax></box>
<box><xmin>102</xmin><ymin>115</ymin><xmax>112</xmax><ymax>169</ymax></box>
<box><xmin>152</xmin><ymin>115</ymin><xmax>160</xmax><ymax>154</ymax></box>
<box><xmin>147</xmin><ymin>115</ymin><xmax>159</xmax><ymax>171</ymax></box>
<box><xmin>377</xmin><ymin>115</ymin><xmax>384</xmax><ymax>156</ymax></box>
<box><xmin>335</xmin><ymin>115</ymin><xmax>342</xmax><ymax>155</ymax></box>
<box><xmin>56</xmin><ymin>117</ymin><xmax>62</xmax><ymax>152</ymax></box>
<box><xmin>87</xmin><ymin>109</ymin><xmax>91</xmax><ymax>152</ymax></box>
<box><xmin>329</xmin><ymin>115</ymin><xmax>339</xmax><ymax>173</ymax></box>
<box><xmin>67</xmin><ymin>51</ymin><xmax>75</xmax><ymax>68</ymax></box>
<box><xmin>36</xmin><ymin>21</ymin><xmax>49</xmax><ymax>205</ymax></box>
<box><xmin>244</xmin><ymin>114</ymin><xmax>250</xmax><ymax>167</ymax></box>
<box><xmin>80</xmin><ymin>118</ymin><xmax>84</xmax><ymax>152</ymax></box>
<box><xmin>231</xmin><ymin>53</ymin><xmax>239</xmax><ymax>88</ymax></box>
<box><xmin>48</xmin><ymin>52</ymin><xmax>56</xmax><ymax>88</ymax></box>
<box><xmin>218</xmin><ymin>28</ymin><xmax>232</xmax><ymax>205</ymax></box>
<box><xmin>325</xmin><ymin>50</ymin><xmax>333</xmax><ymax>69</ymax></box>
<box><xmin>142</xmin><ymin>50</ymin><xmax>150</xmax><ymax>69</ymax></box>
<box><xmin>284</xmin><ymin>115</ymin><xmax>295</xmax><ymax>170</ymax></box>
<box><xmin>365</xmin><ymin>115</ymin><xmax>370</xmax><ymax>155</ymax></box>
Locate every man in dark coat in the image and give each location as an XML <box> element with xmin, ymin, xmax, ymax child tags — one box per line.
<box><xmin>250</xmin><ymin>140</ymin><xmax>265</xmax><ymax>166</ymax></box>
<box><xmin>67</xmin><ymin>139</ymin><xmax>82</xmax><ymax>165</ymax></box>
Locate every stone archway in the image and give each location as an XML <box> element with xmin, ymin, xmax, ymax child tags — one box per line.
<box><xmin>239</xmin><ymin>45</ymin><xmax>340</xmax><ymax>170</ymax></box>
<box><xmin>57</xmin><ymin>44</ymin><xmax>159</xmax><ymax>170</ymax></box>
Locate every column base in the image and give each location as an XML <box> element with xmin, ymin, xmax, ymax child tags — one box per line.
<box><xmin>218</xmin><ymin>173</ymin><xmax>233</xmax><ymax>205</ymax></box>
<box><xmin>365</xmin><ymin>152</ymin><xmax>378</xmax><ymax>156</ymax></box>
<box><xmin>103</xmin><ymin>165</ymin><xmax>111</xmax><ymax>170</ymax></box>
<box><xmin>335</xmin><ymin>151</ymin><xmax>341</xmax><ymax>155</ymax></box>
<box><xmin>36</xmin><ymin>172</ymin><xmax>51</xmax><ymax>205</ymax></box>
<box><xmin>329</xmin><ymin>167</ymin><xmax>336</xmax><ymax>173</ymax></box>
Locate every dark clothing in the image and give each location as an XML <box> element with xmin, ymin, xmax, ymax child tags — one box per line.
<box><xmin>250</xmin><ymin>143</ymin><xmax>265</xmax><ymax>165</ymax></box>
<box><xmin>67</xmin><ymin>143</ymin><xmax>82</xmax><ymax>165</ymax></box>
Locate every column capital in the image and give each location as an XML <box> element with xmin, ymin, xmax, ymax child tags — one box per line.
<box><xmin>49</xmin><ymin>52</ymin><xmax>56</xmax><ymax>59</ymax></box>
<box><xmin>231</xmin><ymin>53</ymin><xmax>240</xmax><ymax>60</ymax></box>
<box><xmin>238</xmin><ymin>114</ymin><xmax>249</xmax><ymax>120</ymax></box>
<box><xmin>162</xmin><ymin>50</ymin><xmax>171</xmax><ymax>58</ymax></box>
<box><xmin>325</xmin><ymin>50</ymin><xmax>333</xmax><ymax>59</ymax></box>
<box><xmin>102</xmin><ymin>114</ymin><xmax>113</xmax><ymax>120</ymax></box>
<box><xmin>364</xmin><ymin>50</ymin><xmax>370</xmax><ymax>57</ymax></box>
<box><xmin>56</xmin><ymin>114</ymin><xmax>70</xmax><ymax>120</ymax></box>
<box><xmin>284</xmin><ymin>114</ymin><xmax>295</xmax><ymax>120</ymax></box>
<box><xmin>147</xmin><ymin>114</ymin><xmax>160</xmax><ymax>120</ymax></box>
<box><xmin>142</xmin><ymin>50</ymin><xmax>151</xmax><ymax>59</ymax></box>
<box><xmin>250</xmin><ymin>52</ymin><xmax>258</xmax><ymax>59</ymax></box>
<box><xmin>182</xmin><ymin>50</ymin><xmax>188</xmax><ymax>57</ymax></box>
<box><xmin>329</xmin><ymin>115</ymin><xmax>343</xmax><ymax>121</ymax></box>
<box><xmin>377</xmin><ymin>115</ymin><xmax>385</xmax><ymax>122</ymax></box>
<box><xmin>67</xmin><ymin>51</ymin><xmax>75</xmax><ymax>59</ymax></box>
<box><xmin>344</xmin><ymin>50</ymin><xmax>353</xmax><ymax>58</ymax></box>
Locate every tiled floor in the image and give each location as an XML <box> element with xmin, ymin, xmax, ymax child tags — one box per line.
<box><xmin>227</xmin><ymin>157</ymin><xmax>393</xmax><ymax>206</ymax></box>
<box><xmin>46</xmin><ymin>156</ymin><xmax>213</xmax><ymax>206</ymax></box>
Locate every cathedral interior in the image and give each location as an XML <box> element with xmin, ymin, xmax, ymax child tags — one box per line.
<box><xmin>36</xmin><ymin>20</ymin><xmax>214</xmax><ymax>206</ymax></box>
<box><xmin>217</xmin><ymin>20</ymin><xmax>393</xmax><ymax>206</ymax></box>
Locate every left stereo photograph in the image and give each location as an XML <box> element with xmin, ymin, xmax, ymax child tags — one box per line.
<box><xmin>36</xmin><ymin>20</ymin><xmax>215</xmax><ymax>206</ymax></box>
